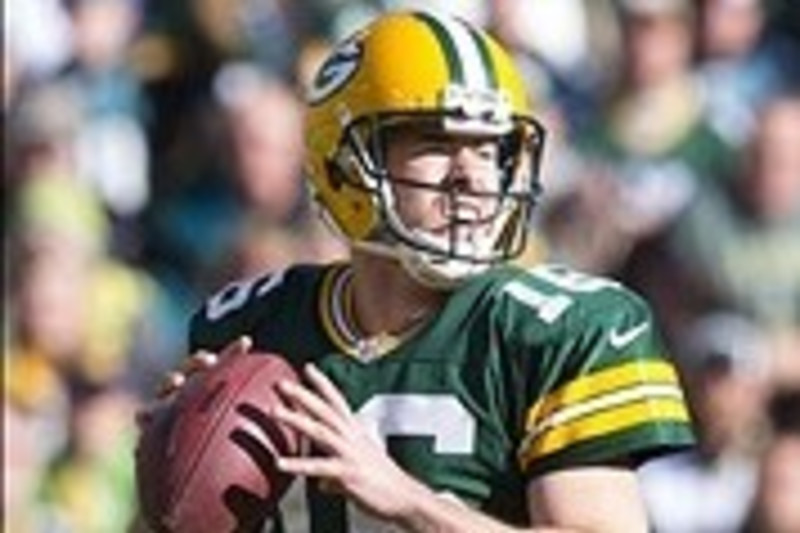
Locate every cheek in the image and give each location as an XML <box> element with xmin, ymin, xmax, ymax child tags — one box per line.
<box><xmin>387</xmin><ymin>154</ymin><xmax>446</xmax><ymax>225</ymax></box>
<box><xmin>392</xmin><ymin>185</ymin><xmax>440</xmax><ymax>226</ymax></box>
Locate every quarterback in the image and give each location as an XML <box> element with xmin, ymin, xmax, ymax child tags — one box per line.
<box><xmin>165</xmin><ymin>10</ymin><xmax>694</xmax><ymax>532</ymax></box>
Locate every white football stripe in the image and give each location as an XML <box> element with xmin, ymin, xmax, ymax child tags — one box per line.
<box><xmin>526</xmin><ymin>383</ymin><xmax>685</xmax><ymax>440</ymax></box>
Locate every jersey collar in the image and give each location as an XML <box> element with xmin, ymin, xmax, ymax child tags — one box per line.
<box><xmin>318</xmin><ymin>264</ymin><xmax>416</xmax><ymax>362</ymax></box>
<box><xmin>319</xmin><ymin>264</ymin><xmax>360</xmax><ymax>357</ymax></box>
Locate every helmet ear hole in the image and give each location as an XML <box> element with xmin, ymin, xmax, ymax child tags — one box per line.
<box><xmin>318</xmin><ymin>152</ymin><xmax>378</xmax><ymax>240</ymax></box>
<box><xmin>325</xmin><ymin>158</ymin><xmax>347</xmax><ymax>190</ymax></box>
<box><xmin>351</xmin><ymin>198</ymin><xmax>366</xmax><ymax>213</ymax></box>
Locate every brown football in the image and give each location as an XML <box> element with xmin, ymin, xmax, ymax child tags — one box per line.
<box><xmin>135</xmin><ymin>351</ymin><xmax>303</xmax><ymax>533</ymax></box>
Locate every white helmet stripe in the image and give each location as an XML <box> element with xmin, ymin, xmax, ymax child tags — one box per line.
<box><xmin>435</xmin><ymin>14</ymin><xmax>490</xmax><ymax>90</ymax></box>
<box><xmin>415</xmin><ymin>11</ymin><xmax>491</xmax><ymax>90</ymax></box>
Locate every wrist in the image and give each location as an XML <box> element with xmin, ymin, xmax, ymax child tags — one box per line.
<box><xmin>387</xmin><ymin>475</ymin><xmax>440</xmax><ymax>527</ymax></box>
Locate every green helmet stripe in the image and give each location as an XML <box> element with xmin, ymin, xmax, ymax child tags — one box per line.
<box><xmin>414</xmin><ymin>11</ymin><xmax>464</xmax><ymax>85</ymax></box>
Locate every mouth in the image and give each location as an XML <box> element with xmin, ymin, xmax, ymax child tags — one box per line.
<box><xmin>429</xmin><ymin>206</ymin><xmax>495</xmax><ymax>248</ymax></box>
<box><xmin>437</xmin><ymin>199</ymin><xmax>498</xmax><ymax>230</ymax></box>
<box><xmin>448</xmin><ymin>203</ymin><xmax>482</xmax><ymax>222</ymax></box>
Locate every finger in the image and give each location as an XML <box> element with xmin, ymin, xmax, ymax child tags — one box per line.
<box><xmin>178</xmin><ymin>350</ymin><xmax>218</xmax><ymax>376</ymax></box>
<box><xmin>275</xmin><ymin>455</ymin><xmax>343</xmax><ymax>480</ymax></box>
<box><xmin>221</xmin><ymin>335</ymin><xmax>253</xmax><ymax>359</ymax></box>
<box><xmin>176</xmin><ymin>336</ymin><xmax>250</xmax><ymax>379</ymax></box>
<box><xmin>135</xmin><ymin>396</ymin><xmax>175</xmax><ymax>429</ymax></box>
<box><xmin>303</xmin><ymin>364</ymin><xmax>352</xmax><ymax>418</ymax></box>
<box><xmin>276</xmin><ymin>379</ymin><xmax>349</xmax><ymax>434</ymax></box>
<box><xmin>272</xmin><ymin>402</ymin><xmax>344</xmax><ymax>452</ymax></box>
<box><xmin>156</xmin><ymin>370</ymin><xmax>187</xmax><ymax>398</ymax></box>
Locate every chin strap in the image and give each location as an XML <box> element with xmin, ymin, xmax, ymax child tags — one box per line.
<box><xmin>398</xmin><ymin>244</ymin><xmax>489</xmax><ymax>290</ymax></box>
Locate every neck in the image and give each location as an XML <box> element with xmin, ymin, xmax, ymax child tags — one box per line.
<box><xmin>349</xmin><ymin>250</ymin><xmax>447</xmax><ymax>338</ymax></box>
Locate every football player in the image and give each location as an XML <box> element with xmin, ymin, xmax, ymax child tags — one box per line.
<box><xmin>155</xmin><ymin>10</ymin><xmax>694</xmax><ymax>532</ymax></box>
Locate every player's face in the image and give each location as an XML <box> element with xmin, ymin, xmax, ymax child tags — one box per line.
<box><xmin>384</xmin><ymin>123</ymin><xmax>504</xmax><ymax>245</ymax></box>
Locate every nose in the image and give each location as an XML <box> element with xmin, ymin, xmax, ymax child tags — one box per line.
<box><xmin>445</xmin><ymin>145</ymin><xmax>493</xmax><ymax>192</ymax></box>
<box><xmin>436</xmin><ymin>144</ymin><xmax>502</xmax><ymax>223</ymax></box>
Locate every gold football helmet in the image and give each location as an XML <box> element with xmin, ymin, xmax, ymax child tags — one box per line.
<box><xmin>305</xmin><ymin>10</ymin><xmax>546</xmax><ymax>287</ymax></box>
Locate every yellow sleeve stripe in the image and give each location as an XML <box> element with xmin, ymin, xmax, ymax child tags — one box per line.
<box><xmin>525</xmin><ymin>360</ymin><xmax>681</xmax><ymax>428</ymax></box>
<box><xmin>519</xmin><ymin>391</ymin><xmax>690</xmax><ymax>467</ymax></box>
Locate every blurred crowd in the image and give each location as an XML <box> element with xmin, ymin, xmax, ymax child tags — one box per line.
<box><xmin>3</xmin><ymin>0</ymin><xmax>799</xmax><ymax>532</ymax></box>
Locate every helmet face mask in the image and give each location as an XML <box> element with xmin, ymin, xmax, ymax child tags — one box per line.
<box><xmin>306</xmin><ymin>11</ymin><xmax>547</xmax><ymax>287</ymax></box>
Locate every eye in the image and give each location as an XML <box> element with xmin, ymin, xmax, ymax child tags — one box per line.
<box><xmin>418</xmin><ymin>143</ymin><xmax>450</xmax><ymax>156</ymax></box>
<box><xmin>474</xmin><ymin>141</ymin><xmax>499</xmax><ymax>161</ymax></box>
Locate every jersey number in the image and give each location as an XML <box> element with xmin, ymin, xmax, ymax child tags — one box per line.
<box><xmin>205</xmin><ymin>271</ymin><xmax>285</xmax><ymax>321</ymax></box>
<box><xmin>349</xmin><ymin>394</ymin><xmax>474</xmax><ymax>532</ymax></box>
<box><xmin>503</xmin><ymin>265</ymin><xmax>620</xmax><ymax>324</ymax></box>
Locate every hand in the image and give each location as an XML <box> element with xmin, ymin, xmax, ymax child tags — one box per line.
<box><xmin>271</xmin><ymin>370</ymin><xmax>592</xmax><ymax>533</ymax></box>
<box><xmin>272</xmin><ymin>364</ymin><xmax>429</xmax><ymax>523</ymax></box>
<box><xmin>135</xmin><ymin>336</ymin><xmax>252</xmax><ymax>428</ymax></box>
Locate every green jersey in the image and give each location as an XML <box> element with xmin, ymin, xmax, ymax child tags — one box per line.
<box><xmin>189</xmin><ymin>262</ymin><xmax>694</xmax><ymax>531</ymax></box>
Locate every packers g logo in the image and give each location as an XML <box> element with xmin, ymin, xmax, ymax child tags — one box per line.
<box><xmin>308</xmin><ymin>40</ymin><xmax>363</xmax><ymax>104</ymax></box>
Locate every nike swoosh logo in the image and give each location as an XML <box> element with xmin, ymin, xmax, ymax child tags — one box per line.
<box><xmin>608</xmin><ymin>322</ymin><xmax>650</xmax><ymax>349</ymax></box>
